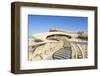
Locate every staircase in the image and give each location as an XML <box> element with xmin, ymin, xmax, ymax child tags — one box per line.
<box><xmin>53</xmin><ymin>48</ymin><xmax>72</xmax><ymax>60</ymax></box>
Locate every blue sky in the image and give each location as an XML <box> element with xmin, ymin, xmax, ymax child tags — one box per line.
<box><xmin>28</xmin><ymin>15</ymin><xmax>88</xmax><ymax>36</ymax></box>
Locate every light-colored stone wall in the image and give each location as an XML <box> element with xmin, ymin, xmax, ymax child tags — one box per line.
<box><xmin>28</xmin><ymin>31</ymin><xmax>88</xmax><ymax>61</ymax></box>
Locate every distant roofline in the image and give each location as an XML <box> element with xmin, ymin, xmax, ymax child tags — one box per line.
<box><xmin>49</xmin><ymin>28</ymin><xmax>87</xmax><ymax>33</ymax></box>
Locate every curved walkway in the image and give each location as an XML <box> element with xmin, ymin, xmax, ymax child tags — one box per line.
<box><xmin>53</xmin><ymin>48</ymin><xmax>72</xmax><ymax>59</ymax></box>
